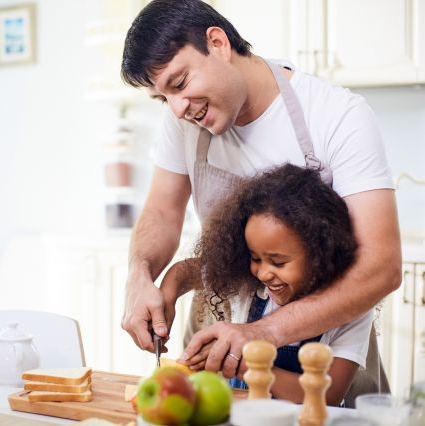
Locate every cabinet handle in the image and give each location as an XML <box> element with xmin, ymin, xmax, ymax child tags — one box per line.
<box><xmin>422</xmin><ymin>271</ymin><xmax>425</xmax><ymax>305</ymax></box>
<box><xmin>403</xmin><ymin>269</ymin><xmax>410</xmax><ymax>304</ymax></box>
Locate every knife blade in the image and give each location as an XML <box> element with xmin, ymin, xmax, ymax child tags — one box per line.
<box><xmin>153</xmin><ymin>333</ymin><xmax>162</xmax><ymax>367</ymax></box>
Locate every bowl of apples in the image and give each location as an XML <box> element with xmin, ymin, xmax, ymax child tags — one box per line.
<box><xmin>133</xmin><ymin>360</ymin><xmax>233</xmax><ymax>426</ymax></box>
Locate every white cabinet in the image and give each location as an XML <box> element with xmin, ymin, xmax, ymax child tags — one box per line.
<box><xmin>384</xmin><ymin>260</ymin><xmax>425</xmax><ymax>393</ymax></box>
<box><xmin>212</xmin><ymin>0</ymin><xmax>292</xmax><ymax>59</ymax></box>
<box><xmin>302</xmin><ymin>0</ymin><xmax>421</xmax><ymax>87</ymax></box>
<box><xmin>214</xmin><ymin>0</ymin><xmax>425</xmax><ymax>87</ymax></box>
<box><xmin>418</xmin><ymin>0</ymin><xmax>425</xmax><ymax>81</ymax></box>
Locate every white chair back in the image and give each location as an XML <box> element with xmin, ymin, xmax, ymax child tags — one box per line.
<box><xmin>0</xmin><ymin>310</ymin><xmax>86</xmax><ymax>368</ymax></box>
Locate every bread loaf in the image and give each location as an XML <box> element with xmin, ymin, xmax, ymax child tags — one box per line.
<box><xmin>22</xmin><ymin>367</ymin><xmax>92</xmax><ymax>385</ymax></box>
<box><xmin>24</xmin><ymin>378</ymin><xmax>91</xmax><ymax>393</ymax></box>
<box><xmin>28</xmin><ymin>389</ymin><xmax>92</xmax><ymax>402</ymax></box>
<box><xmin>22</xmin><ymin>366</ymin><xmax>93</xmax><ymax>402</ymax></box>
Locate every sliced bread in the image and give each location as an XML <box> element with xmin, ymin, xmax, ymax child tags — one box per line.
<box><xmin>28</xmin><ymin>388</ymin><xmax>92</xmax><ymax>403</ymax></box>
<box><xmin>22</xmin><ymin>367</ymin><xmax>92</xmax><ymax>385</ymax></box>
<box><xmin>24</xmin><ymin>378</ymin><xmax>91</xmax><ymax>393</ymax></box>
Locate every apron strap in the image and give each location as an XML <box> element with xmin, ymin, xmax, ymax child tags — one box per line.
<box><xmin>266</xmin><ymin>61</ymin><xmax>313</xmax><ymax>160</ymax></box>
<box><xmin>196</xmin><ymin>128</ymin><xmax>212</xmax><ymax>162</ymax></box>
<box><xmin>266</xmin><ymin>61</ymin><xmax>333</xmax><ymax>185</ymax></box>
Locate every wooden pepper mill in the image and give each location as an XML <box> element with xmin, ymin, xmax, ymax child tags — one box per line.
<box><xmin>298</xmin><ymin>342</ymin><xmax>333</xmax><ymax>426</ymax></box>
<box><xmin>242</xmin><ymin>340</ymin><xmax>277</xmax><ymax>399</ymax></box>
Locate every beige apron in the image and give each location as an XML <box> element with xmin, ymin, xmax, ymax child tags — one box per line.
<box><xmin>185</xmin><ymin>60</ymin><xmax>389</xmax><ymax>404</ymax></box>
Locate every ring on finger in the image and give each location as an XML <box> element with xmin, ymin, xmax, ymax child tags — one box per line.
<box><xmin>227</xmin><ymin>352</ymin><xmax>241</xmax><ymax>362</ymax></box>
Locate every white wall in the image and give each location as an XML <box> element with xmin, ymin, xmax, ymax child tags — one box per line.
<box><xmin>0</xmin><ymin>0</ymin><xmax>99</xmax><ymax>247</ymax></box>
<box><xmin>355</xmin><ymin>85</ymin><xmax>425</xmax><ymax>236</ymax></box>
<box><xmin>0</xmin><ymin>0</ymin><xmax>161</xmax><ymax>272</ymax></box>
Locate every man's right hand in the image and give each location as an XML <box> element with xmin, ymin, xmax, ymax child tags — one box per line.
<box><xmin>121</xmin><ymin>276</ymin><xmax>168</xmax><ymax>353</ymax></box>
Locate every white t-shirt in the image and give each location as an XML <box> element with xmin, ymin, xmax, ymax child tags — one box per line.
<box><xmin>265</xmin><ymin>294</ymin><xmax>373</xmax><ymax>369</ymax></box>
<box><xmin>152</xmin><ymin>61</ymin><xmax>394</xmax><ymax>198</ymax></box>
<box><xmin>228</xmin><ymin>286</ymin><xmax>372</xmax><ymax>369</ymax></box>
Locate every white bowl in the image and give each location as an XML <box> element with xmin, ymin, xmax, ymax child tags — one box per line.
<box><xmin>230</xmin><ymin>399</ymin><xmax>297</xmax><ymax>426</ymax></box>
<box><xmin>137</xmin><ymin>415</ymin><xmax>229</xmax><ymax>426</ymax></box>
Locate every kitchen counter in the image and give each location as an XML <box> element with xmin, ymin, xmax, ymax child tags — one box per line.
<box><xmin>0</xmin><ymin>385</ymin><xmax>73</xmax><ymax>424</ymax></box>
<box><xmin>1</xmin><ymin>382</ymin><xmax>359</xmax><ymax>425</ymax></box>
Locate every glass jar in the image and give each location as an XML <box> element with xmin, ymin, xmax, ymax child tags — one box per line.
<box><xmin>408</xmin><ymin>381</ymin><xmax>425</xmax><ymax>426</ymax></box>
<box><xmin>104</xmin><ymin>188</ymin><xmax>136</xmax><ymax>229</ymax></box>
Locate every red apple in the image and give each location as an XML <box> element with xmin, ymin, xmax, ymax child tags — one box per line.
<box><xmin>137</xmin><ymin>366</ymin><xmax>196</xmax><ymax>425</ymax></box>
<box><xmin>189</xmin><ymin>371</ymin><xmax>233</xmax><ymax>426</ymax></box>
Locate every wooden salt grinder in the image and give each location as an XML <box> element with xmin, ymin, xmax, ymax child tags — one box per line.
<box><xmin>242</xmin><ymin>340</ymin><xmax>277</xmax><ymax>399</ymax></box>
<box><xmin>298</xmin><ymin>342</ymin><xmax>333</xmax><ymax>426</ymax></box>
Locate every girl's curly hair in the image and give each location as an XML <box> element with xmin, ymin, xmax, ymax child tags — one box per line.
<box><xmin>190</xmin><ymin>163</ymin><xmax>357</xmax><ymax>316</ymax></box>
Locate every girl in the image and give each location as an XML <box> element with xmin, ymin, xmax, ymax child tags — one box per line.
<box><xmin>161</xmin><ymin>163</ymin><xmax>373</xmax><ymax>406</ymax></box>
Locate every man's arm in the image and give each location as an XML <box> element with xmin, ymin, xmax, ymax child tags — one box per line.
<box><xmin>181</xmin><ymin>188</ymin><xmax>402</xmax><ymax>375</ymax></box>
<box><xmin>121</xmin><ymin>166</ymin><xmax>192</xmax><ymax>352</ymax></box>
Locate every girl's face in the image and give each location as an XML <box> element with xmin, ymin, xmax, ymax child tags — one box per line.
<box><xmin>245</xmin><ymin>213</ymin><xmax>311</xmax><ymax>306</ymax></box>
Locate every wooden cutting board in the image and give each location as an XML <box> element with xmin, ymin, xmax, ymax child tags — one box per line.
<box><xmin>8</xmin><ymin>371</ymin><xmax>248</xmax><ymax>423</ymax></box>
<box><xmin>8</xmin><ymin>371</ymin><xmax>139</xmax><ymax>423</ymax></box>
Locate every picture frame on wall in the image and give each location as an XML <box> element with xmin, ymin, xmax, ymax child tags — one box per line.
<box><xmin>0</xmin><ymin>3</ymin><xmax>36</xmax><ymax>66</ymax></box>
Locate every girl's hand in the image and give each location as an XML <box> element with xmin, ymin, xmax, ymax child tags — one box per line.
<box><xmin>178</xmin><ymin>340</ymin><xmax>216</xmax><ymax>371</ymax></box>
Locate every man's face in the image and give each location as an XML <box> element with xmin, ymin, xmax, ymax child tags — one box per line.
<box><xmin>147</xmin><ymin>44</ymin><xmax>247</xmax><ymax>135</ymax></box>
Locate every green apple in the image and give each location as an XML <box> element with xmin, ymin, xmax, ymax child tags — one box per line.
<box><xmin>189</xmin><ymin>371</ymin><xmax>233</xmax><ymax>426</ymax></box>
<box><xmin>137</xmin><ymin>366</ymin><xmax>196</xmax><ymax>425</ymax></box>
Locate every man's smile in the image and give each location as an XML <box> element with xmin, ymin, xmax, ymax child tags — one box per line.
<box><xmin>194</xmin><ymin>104</ymin><xmax>208</xmax><ymax>121</ymax></box>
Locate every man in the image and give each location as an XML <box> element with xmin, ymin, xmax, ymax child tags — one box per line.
<box><xmin>120</xmin><ymin>0</ymin><xmax>401</xmax><ymax>381</ymax></box>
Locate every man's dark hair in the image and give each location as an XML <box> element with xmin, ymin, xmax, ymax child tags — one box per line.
<box><xmin>121</xmin><ymin>0</ymin><xmax>252</xmax><ymax>88</ymax></box>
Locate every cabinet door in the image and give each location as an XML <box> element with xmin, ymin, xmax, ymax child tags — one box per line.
<box><xmin>413</xmin><ymin>264</ymin><xmax>425</xmax><ymax>384</ymax></box>
<box><xmin>309</xmin><ymin>0</ymin><xmax>418</xmax><ymax>87</ymax></box>
<box><xmin>388</xmin><ymin>262</ymin><xmax>425</xmax><ymax>393</ymax></box>
<box><xmin>418</xmin><ymin>0</ymin><xmax>425</xmax><ymax>82</ymax></box>
<box><xmin>213</xmin><ymin>0</ymin><xmax>292</xmax><ymax>59</ymax></box>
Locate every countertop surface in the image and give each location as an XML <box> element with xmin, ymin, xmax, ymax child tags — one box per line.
<box><xmin>1</xmin><ymin>383</ymin><xmax>358</xmax><ymax>425</ymax></box>
<box><xmin>1</xmin><ymin>385</ymin><xmax>73</xmax><ymax>424</ymax></box>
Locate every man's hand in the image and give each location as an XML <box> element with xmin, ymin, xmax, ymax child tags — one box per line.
<box><xmin>121</xmin><ymin>277</ymin><xmax>168</xmax><ymax>353</ymax></box>
<box><xmin>181</xmin><ymin>321</ymin><xmax>277</xmax><ymax>379</ymax></box>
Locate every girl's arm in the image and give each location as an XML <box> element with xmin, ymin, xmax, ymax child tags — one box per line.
<box><xmin>160</xmin><ymin>258</ymin><xmax>203</xmax><ymax>331</ymax></box>
<box><xmin>271</xmin><ymin>357</ymin><xmax>358</xmax><ymax>406</ymax></box>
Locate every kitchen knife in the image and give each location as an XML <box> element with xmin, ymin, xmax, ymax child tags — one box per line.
<box><xmin>153</xmin><ymin>334</ymin><xmax>162</xmax><ymax>367</ymax></box>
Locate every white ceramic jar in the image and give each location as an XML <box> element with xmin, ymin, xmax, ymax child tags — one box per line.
<box><xmin>0</xmin><ymin>322</ymin><xmax>39</xmax><ymax>386</ymax></box>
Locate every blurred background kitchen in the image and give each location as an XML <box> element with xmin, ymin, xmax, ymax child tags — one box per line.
<box><xmin>0</xmin><ymin>0</ymin><xmax>424</xmax><ymax>396</ymax></box>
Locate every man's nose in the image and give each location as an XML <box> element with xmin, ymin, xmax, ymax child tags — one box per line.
<box><xmin>168</xmin><ymin>95</ymin><xmax>189</xmax><ymax>119</ymax></box>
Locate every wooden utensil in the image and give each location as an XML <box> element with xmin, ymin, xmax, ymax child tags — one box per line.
<box><xmin>242</xmin><ymin>339</ymin><xmax>277</xmax><ymax>399</ymax></box>
<box><xmin>298</xmin><ymin>342</ymin><xmax>333</xmax><ymax>426</ymax></box>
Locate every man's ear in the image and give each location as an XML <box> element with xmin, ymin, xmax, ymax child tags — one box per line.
<box><xmin>205</xmin><ymin>26</ymin><xmax>232</xmax><ymax>59</ymax></box>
